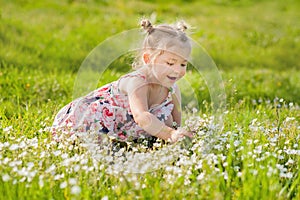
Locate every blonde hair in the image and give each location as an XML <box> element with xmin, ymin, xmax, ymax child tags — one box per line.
<box><xmin>133</xmin><ymin>19</ymin><xmax>192</xmax><ymax>69</ymax></box>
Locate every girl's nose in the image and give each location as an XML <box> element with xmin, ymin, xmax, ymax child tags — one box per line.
<box><xmin>174</xmin><ymin>65</ymin><xmax>183</xmax><ymax>74</ymax></box>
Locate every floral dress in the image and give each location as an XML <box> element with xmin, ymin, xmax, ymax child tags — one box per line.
<box><xmin>52</xmin><ymin>71</ymin><xmax>176</xmax><ymax>142</ymax></box>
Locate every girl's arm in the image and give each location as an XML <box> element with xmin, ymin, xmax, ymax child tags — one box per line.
<box><xmin>170</xmin><ymin>84</ymin><xmax>182</xmax><ymax>127</ymax></box>
<box><xmin>121</xmin><ymin>77</ymin><xmax>192</xmax><ymax>142</ymax></box>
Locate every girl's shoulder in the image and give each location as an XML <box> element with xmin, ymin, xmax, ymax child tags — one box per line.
<box><xmin>118</xmin><ymin>71</ymin><xmax>148</xmax><ymax>95</ymax></box>
<box><xmin>119</xmin><ymin>70</ymin><xmax>146</xmax><ymax>81</ymax></box>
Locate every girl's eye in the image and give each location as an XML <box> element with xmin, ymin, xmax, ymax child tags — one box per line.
<box><xmin>181</xmin><ymin>64</ymin><xmax>187</xmax><ymax>67</ymax></box>
<box><xmin>166</xmin><ymin>62</ymin><xmax>174</xmax><ymax>66</ymax></box>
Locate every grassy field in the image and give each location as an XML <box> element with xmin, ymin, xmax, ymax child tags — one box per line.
<box><xmin>0</xmin><ymin>0</ymin><xmax>300</xmax><ymax>199</ymax></box>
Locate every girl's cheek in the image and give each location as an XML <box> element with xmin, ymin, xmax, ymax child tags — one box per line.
<box><xmin>180</xmin><ymin>70</ymin><xmax>186</xmax><ymax>77</ymax></box>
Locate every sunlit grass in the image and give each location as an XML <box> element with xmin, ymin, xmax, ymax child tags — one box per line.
<box><xmin>1</xmin><ymin>0</ymin><xmax>300</xmax><ymax>199</ymax></box>
<box><xmin>0</xmin><ymin>103</ymin><xmax>299</xmax><ymax>199</ymax></box>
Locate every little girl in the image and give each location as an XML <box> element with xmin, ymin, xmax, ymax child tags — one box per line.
<box><xmin>52</xmin><ymin>19</ymin><xmax>193</xmax><ymax>145</ymax></box>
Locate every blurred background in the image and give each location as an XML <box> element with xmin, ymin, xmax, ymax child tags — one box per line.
<box><xmin>1</xmin><ymin>0</ymin><xmax>300</xmax><ymax>118</ymax></box>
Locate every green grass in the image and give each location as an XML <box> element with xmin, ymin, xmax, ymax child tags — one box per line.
<box><xmin>0</xmin><ymin>0</ymin><xmax>300</xmax><ymax>199</ymax></box>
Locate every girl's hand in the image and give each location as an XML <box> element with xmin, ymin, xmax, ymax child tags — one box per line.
<box><xmin>169</xmin><ymin>128</ymin><xmax>193</xmax><ymax>144</ymax></box>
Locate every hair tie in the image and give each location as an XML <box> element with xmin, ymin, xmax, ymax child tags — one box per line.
<box><xmin>141</xmin><ymin>19</ymin><xmax>154</xmax><ymax>34</ymax></box>
<box><xmin>176</xmin><ymin>21</ymin><xmax>188</xmax><ymax>32</ymax></box>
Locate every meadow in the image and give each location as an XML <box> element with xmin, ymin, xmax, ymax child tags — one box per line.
<box><xmin>0</xmin><ymin>0</ymin><xmax>300</xmax><ymax>199</ymax></box>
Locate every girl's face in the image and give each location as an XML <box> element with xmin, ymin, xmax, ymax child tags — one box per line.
<box><xmin>151</xmin><ymin>51</ymin><xmax>188</xmax><ymax>88</ymax></box>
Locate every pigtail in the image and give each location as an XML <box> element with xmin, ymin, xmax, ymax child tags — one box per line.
<box><xmin>140</xmin><ymin>19</ymin><xmax>154</xmax><ymax>34</ymax></box>
<box><xmin>134</xmin><ymin>18</ymin><xmax>192</xmax><ymax>69</ymax></box>
<box><xmin>176</xmin><ymin>20</ymin><xmax>188</xmax><ymax>32</ymax></box>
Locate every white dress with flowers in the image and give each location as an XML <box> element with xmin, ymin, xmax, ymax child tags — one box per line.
<box><xmin>52</xmin><ymin>71</ymin><xmax>176</xmax><ymax>142</ymax></box>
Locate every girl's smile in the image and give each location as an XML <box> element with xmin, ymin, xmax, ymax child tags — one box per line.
<box><xmin>152</xmin><ymin>50</ymin><xmax>188</xmax><ymax>87</ymax></box>
<box><xmin>140</xmin><ymin>50</ymin><xmax>188</xmax><ymax>88</ymax></box>
<box><xmin>167</xmin><ymin>75</ymin><xmax>177</xmax><ymax>81</ymax></box>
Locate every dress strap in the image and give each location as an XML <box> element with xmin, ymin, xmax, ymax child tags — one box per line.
<box><xmin>115</xmin><ymin>71</ymin><xmax>147</xmax><ymax>94</ymax></box>
<box><xmin>119</xmin><ymin>71</ymin><xmax>146</xmax><ymax>81</ymax></box>
<box><xmin>169</xmin><ymin>84</ymin><xmax>177</xmax><ymax>94</ymax></box>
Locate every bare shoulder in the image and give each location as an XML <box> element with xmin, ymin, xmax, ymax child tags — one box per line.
<box><xmin>119</xmin><ymin>73</ymin><xmax>149</xmax><ymax>95</ymax></box>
